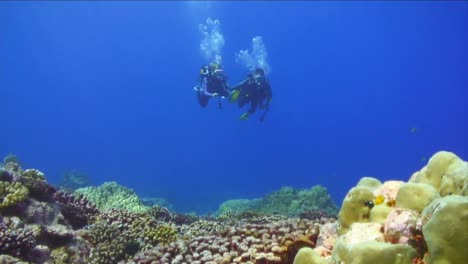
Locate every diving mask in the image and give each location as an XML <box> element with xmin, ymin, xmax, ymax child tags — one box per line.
<box><xmin>253</xmin><ymin>74</ymin><xmax>265</xmax><ymax>85</ymax></box>
<box><xmin>213</xmin><ymin>68</ymin><xmax>225</xmax><ymax>79</ymax></box>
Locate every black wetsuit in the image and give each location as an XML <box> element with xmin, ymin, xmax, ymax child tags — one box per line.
<box><xmin>234</xmin><ymin>76</ymin><xmax>272</xmax><ymax>115</ymax></box>
<box><xmin>197</xmin><ymin>72</ymin><xmax>230</xmax><ymax>108</ymax></box>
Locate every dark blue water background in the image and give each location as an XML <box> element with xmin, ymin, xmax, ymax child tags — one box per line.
<box><xmin>1</xmin><ymin>1</ymin><xmax>467</xmax><ymax>213</ymax></box>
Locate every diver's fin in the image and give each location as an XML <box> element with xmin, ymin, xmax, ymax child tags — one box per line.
<box><xmin>229</xmin><ymin>90</ymin><xmax>241</xmax><ymax>103</ymax></box>
<box><xmin>240</xmin><ymin>112</ymin><xmax>249</xmax><ymax>120</ymax></box>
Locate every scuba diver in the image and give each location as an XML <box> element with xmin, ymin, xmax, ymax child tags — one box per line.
<box><xmin>229</xmin><ymin>68</ymin><xmax>272</xmax><ymax>122</ymax></box>
<box><xmin>194</xmin><ymin>62</ymin><xmax>231</xmax><ymax>109</ymax></box>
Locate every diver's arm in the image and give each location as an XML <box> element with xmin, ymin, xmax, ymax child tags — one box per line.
<box><xmin>230</xmin><ymin>79</ymin><xmax>249</xmax><ymax>91</ymax></box>
<box><xmin>222</xmin><ymin>79</ymin><xmax>231</xmax><ymax>92</ymax></box>
<box><xmin>201</xmin><ymin>77</ymin><xmax>217</xmax><ymax>97</ymax></box>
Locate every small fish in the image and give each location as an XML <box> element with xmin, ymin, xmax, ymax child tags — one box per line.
<box><xmin>374</xmin><ymin>195</ymin><xmax>385</xmax><ymax>205</ymax></box>
<box><xmin>364</xmin><ymin>200</ymin><xmax>374</xmax><ymax>209</ymax></box>
<box><xmin>386</xmin><ymin>199</ymin><xmax>396</xmax><ymax>207</ymax></box>
<box><xmin>410</xmin><ymin>127</ymin><xmax>418</xmax><ymax>133</ymax></box>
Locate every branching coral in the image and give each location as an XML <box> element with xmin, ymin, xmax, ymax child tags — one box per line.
<box><xmin>54</xmin><ymin>191</ymin><xmax>99</xmax><ymax>229</ymax></box>
<box><xmin>19</xmin><ymin>169</ymin><xmax>57</xmax><ymax>202</ymax></box>
<box><xmin>148</xmin><ymin>205</ymin><xmax>174</xmax><ymax>222</ymax></box>
<box><xmin>148</xmin><ymin>205</ymin><xmax>199</xmax><ymax>225</ymax></box>
<box><xmin>144</xmin><ymin>224</ymin><xmax>178</xmax><ymax>246</ymax></box>
<box><xmin>0</xmin><ymin>219</ymin><xmax>36</xmax><ymax>259</ymax></box>
<box><xmin>0</xmin><ymin>181</ymin><xmax>29</xmax><ymax>209</ymax></box>
<box><xmin>299</xmin><ymin>209</ymin><xmax>334</xmax><ymax>221</ymax></box>
<box><xmin>130</xmin><ymin>216</ymin><xmax>322</xmax><ymax>263</ymax></box>
<box><xmin>85</xmin><ymin>222</ymin><xmax>127</xmax><ymax>264</ymax></box>
<box><xmin>179</xmin><ymin>219</ymin><xmax>226</xmax><ymax>238</ymax></box>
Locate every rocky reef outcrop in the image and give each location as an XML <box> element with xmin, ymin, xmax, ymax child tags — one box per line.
<box><xmin>298</xmin><ymin>150</ymin><xmax>468</xmax><ymax>264</ymax></box>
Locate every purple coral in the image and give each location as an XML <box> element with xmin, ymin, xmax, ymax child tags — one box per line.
<box><xmin>53</xmin><ymin>191</ymin><xmax>99</xmax><ymax>229</ymax></box>
<box><xmin>24</xmin><ymin>180</ymin><xmax>57</xmax><ymax>202</ymax></box>
<box><xmin>0</xmin><ymin>168</ymin><xmax>13</xmax><ymax>181</ymax></box>
<box><xmin>0</xmin><ymin>222</ymin><xmax>36</xmax><ymax>258</ymax></box>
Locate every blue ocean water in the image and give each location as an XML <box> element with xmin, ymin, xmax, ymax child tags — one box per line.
<box><xmin>1</xmin><ymin>1</ymin><xmax>467</xmax><ymax>214</ymax></box>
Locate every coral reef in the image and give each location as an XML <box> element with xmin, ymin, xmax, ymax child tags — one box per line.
<box><xmin>85</xmin><ymin>221</ymin><xmax>128</xmax><ymax>264</ymax></box>
<box><xmin>144</xmin><ymin>223</ymin><xmax>178</xmax><ymax>246</ymax></box>
<box><xmin>299</xmin><ymin>209</ymin><xmax>333</xmax><ymax>221</ymax></box>
<box><xmin>294</xmin><ymin>247</ymin><xmax>327</xmax><ymax>264</ymax></box>
<box><xmin>218</xmin><ymin>185</ymin><xmax>339</xmax><ymax>218</ymax></box>
<box><xmin>0</xmin><ymin>150</ymin><xmax>465</xmax><ymax>264</ymax></box>
<box><xmin>19</xmin><ymin>169</ymin><xmax>57</xmax><ymax>202</ymax></box>
<box><xmin>75</xmin><ymin>182</ymin><xmax>148</xmax><ymax>213</ymax></box>
<box><xmin>331</xmin><ymin>151</ymin><xmax>468</xmax><ymax>264</ymax></box>
<box><xmin>148</xmin><ymin>205</ymin><xmax>200</xmax><ymax>225</ymax></box>
<box><xmin>140</xmin><ymin>197</ymin><xmax>174</xmax><ymax>209</ymax></box>
<box><xmin>0</xmin><ymin>181</ymin><xmax>29</xmax><ymax>208</ymax></box>
<box><xmin>54</xmin><ymin>191</ymin><xmax>99</xmax><ymax>229</ymax></box>
<box><xmin>218</xmin><ymin>198</ymin><xmax>261</xmax><ymax>214</ymax></box>
<box><xmin>128</xmin><ymin>216</ymin><xmax>328</xmax><ymax>264</ymax></box>
<box><xmin>409</xmin><ymin>151</ymin><xmax>468</xmax><ymax>196</ymax></box>
<box><xmin>0</xmin><ymin>218</ymin><xmax>36</xmax><ymax>259</ymax></box>
<box><xmin>422</xmin><ymin>195</ymin><xmax>468</xmax><ymax>264</ymax></box>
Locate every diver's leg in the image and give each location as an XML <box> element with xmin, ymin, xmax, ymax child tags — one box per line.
<box><xmin>248</xmin><ymin>99</ymin><xmax>258</xmax><ymax>114</ymax></box>
<box><xmin>240</xmin><ymin>98</ymin><xmax>258</xmax><ymax>120</ymax></box>
<box><xmin>197</xmin><ymin>92</ymin><xmax>210</xmax><ymax>108</ymax></box>
<box><xmin>237</xmin><ymin>95</ymin><xmax>248</xmax><ymax>108</ymax></box>
<box><xmin>219</xmin><ymin>89</ymin><xmax>230</xmax><ymax>98</ymax></box>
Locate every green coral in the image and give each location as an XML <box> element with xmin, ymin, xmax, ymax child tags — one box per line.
<box><xmin>258</xmin><ymin>185</ymin><xmax>339</xmax><ymax>216</ymax></box>
<box><xmin>217</xmin><ymin>185</ymin><xmax>339</xmax><ymax>217</ymax></box>
<box><xmin>75</xmin><ymin>182</ymin><xmax>148</xmax><ymax>213</ymax></box>
<box><xmin>21</xmin><ymin>169</ymin><xmax>46</xmax><ymax>182</ymax></box>
<box><xmin>218</xmin><ymin>209</ymin><xmax>241</xmax><ymax>219</ymax></box>
<box><xmin>144</xmin><ymin>224</ymin><xmax>178</xmax><ymax>246</ymax></box>
<box><xmin>0</xmin><ymin>181</ymin><xmax>29</xmax><ymax>208</ymax></box>
<box><xmin>217</xmin><ymin>198</ymin><xmax>261</xmax><ymax>214</ymax></box>
<box><xmin>86</xmin><ymin>222</ymin><xmax>127</xmax><ymax>264</ymax></box>
<box><xmin>19</xmin><ymin>169</ymin><xmax>47</xmax><ymax>195</ymax></box>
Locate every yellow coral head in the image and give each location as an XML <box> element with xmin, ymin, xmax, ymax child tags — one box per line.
<box><xmin>374</xmin><ymin>195</ymin><xmax>385</xmax><ymax>205</ymax></box>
